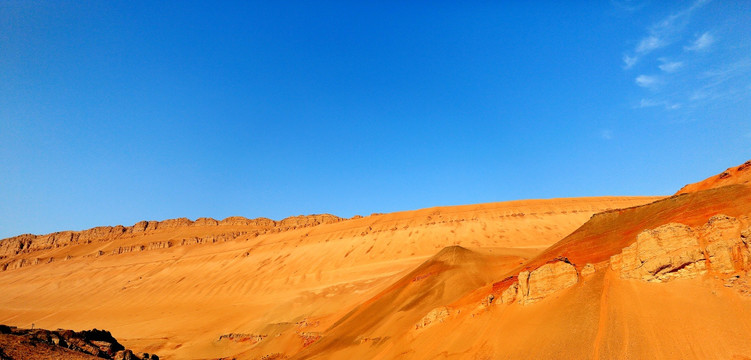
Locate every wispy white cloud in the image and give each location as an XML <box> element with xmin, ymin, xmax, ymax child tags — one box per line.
<box><xmin>636</xmin><ymin>36</ymin><xmax>665</xmax><ymax>54</ymax></box>
<box><xmin>689</xmin><ymin>60</ymin><xmax>751</xmax><ymax>104</ymax></box>
<box><xmin>600</xmin><ymin>129</ymin><xmax>614</xmax><ymax>140</ymax></box>
<box><xmin>623</xmin><ymin>55</ymin><xmax>638</xmax><ymax>69</ymax></box>
<box><xmin>635</xmin><ymin>75</ymin><xmax>660</xmax><ymax>88</ymax></box>
<box><xmin>622</xmin><ymin>0</ymin><xmax>709</xmax><ymax>68</ymax></box>
<box><xmin>624</xmin><ymin>0</ymin><xmax>748</xmax><ymax>116</ymax></box>
<box><xmin>702</xmin><ymin>61</ymin><xmax>746</xmax><ymax>78</ymax></box>
<box><xmin>639</xmin><ymin>98</ymin><xmax>681</xmax><ymax>110</ymax></box>
<box><xmin>699</xmin><ymin>59</ymin><xmax>751</xmax><ymax>85</ymax></box>
<box><xmin>658</xmin><ymin>59</ymin><xmax>683</xmax><ymax>73</ymax></box>
<box><xmin>685</xmin><ymin>32</ymin><xmax>715</xmax><ymax>51</ymax></box>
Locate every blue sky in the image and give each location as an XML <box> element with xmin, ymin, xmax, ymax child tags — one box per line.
<box><xmin>1</xmin><ymin>1</ymin><xmax>749</xmax><ymax>238</ymax></box>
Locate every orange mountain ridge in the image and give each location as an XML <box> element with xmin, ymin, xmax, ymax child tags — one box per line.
<box><xmin>1</xmin><ymin>159</ymin><xmax>750</xmax><ymax>359</ymax></box>
<box><xmin>676</xmin><ymin>159</ymin><xmax>751</xmax><ymax>194</ymax></box>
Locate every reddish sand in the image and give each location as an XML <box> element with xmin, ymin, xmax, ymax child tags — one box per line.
<box><xmin>0</xmin><ymin>197</ymin><xmax>658</xmax><ymax>359</ymax></box>
<box><xmin>676</xmin><ymin>160</ymin><xmax>751</xmax><ymax>195</ymax></box>
<box><xmin>289</xmin><ymin>160</ymin><xmax>751</xmax><ymax>359</ymax></box>
<box><xmin>2</xmin><ymin>159</ymin><xmax>750</xmax><ymax>360</ymax></box>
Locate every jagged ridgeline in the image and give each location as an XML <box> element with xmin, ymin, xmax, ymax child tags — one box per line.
<box><xmin>1</xmin><ymin>160</ymin><xmax>750</xmax><ymax>359</ymax></box>
<box><xmin>0</xmin><ymin>214</ymin><xmax>345</xmax><ymax>271</ymax></box>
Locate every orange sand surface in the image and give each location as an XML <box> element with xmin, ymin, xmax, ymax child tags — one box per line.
<box><xmin>0</xmin><ymin>196</ymin><xmax>659</xmax><ymax>359</ymax></box>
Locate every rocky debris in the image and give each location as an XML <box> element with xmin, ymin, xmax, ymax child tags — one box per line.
<box><xmin>2</xmin><ymin>259</ymin><xmax>30</xmax><ymax>272</ymax></box>
<box><xmin>725</xmin><ymin>275</ymin><xmax>751</xmax><ymax>296</ymax></box>
<box><xmin>111</xmin><ymin>245</ymin><xmax>145</xmax><ymax>255</ymax></box>
<box><xmin>581</xmin><ymin>263</ymin><xmax>596</xmax><ymax>277</ymax></box>
<box><xmin>217</xmin><ymin>333</ymin><xmax>267</xmax><ymax>345</ymax></box>
<box><xmin>297</xmin><ymin>332</ymin><xmax>322</xmax><ymax>348</ymax></box>
<box><xmin>0</xmin><ymin>324</ymin><xmax>156</xmax><ymax>360</ymax></box>
<box><xmin>356</xmin><ymin>336</ymin><xmax>385</xmax><ymax>345</ymax></box>
<box><xmin>114</xmin><ymin>350</ymin><xmax>158</xmax><ymax>360</ymax></box>
<box><xmin>146</xmin><ymin>241</ymin><xmax>172</xmax><ymax>251</ymax></box>
<box><xmin>415</xmin><ymin>307</ymin><xmax>451</xmax><ymax>329</ymax></box>
<box><xmin>611</xmin><ymin>215</ymin><xmax>751</xmax><ymax>282</ymax></box>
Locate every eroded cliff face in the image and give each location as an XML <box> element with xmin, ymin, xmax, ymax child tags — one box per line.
<box><xmin>610</xmin><ymin>215</ymin><xmax>751</xmax><ymax>282</ymax></box>
<box><xmin>0</xmin><ymin>214</ymin><xmax>346</xmax><ymax>269</ymax></box>
<box><xmin>0</xmin><ymin>215</ymin><xmax>349</xmax><ymax>273</ymax></box>
<box><xmin>500</xmin><ymin>259</ymin><xmax>580</xmax><ymax>305</ymax></box>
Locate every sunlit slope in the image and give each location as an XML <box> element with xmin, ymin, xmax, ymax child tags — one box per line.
<box><xmin>676</xmin><ymin>160</ymin><xmax>751</xmax><ymax>195</ymax></box>
<box><xmin>319</xmin><ymin>266</ymin><xmax>751</xmax><ymax>360</ymax></box>
<box><xmin>522</xmin><ymin>184</ymin><xmax>751</xmax><ymax>272</ymax></box>
<box><xmin>0</xmin><ymin>196</ymin><xmax>659</xmax><ymax>359</ymax></box>
<box><xmin>290</xmin><ymin>246</ymin><xmax>528</xmax><ymax>360</ymax></box>
<box><xmin>295</xmin><ymin>161</ymin><xmax>751</xmax><ymax>360</ymax></box>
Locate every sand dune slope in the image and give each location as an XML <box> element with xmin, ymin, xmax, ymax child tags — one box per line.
<box><xmin>0</xmin><ymin>196</ymin><xmax>659</xmax><ymax>359</ymax></box>
<box><xmin>294</xmin><ymin>160</ymin><xmax>751</xmax><ymax>359</ymax></box>
<box><xmin>676</xmin><ymin>160</ymin><xmax>751</xmax><ymax>195</ymax></box>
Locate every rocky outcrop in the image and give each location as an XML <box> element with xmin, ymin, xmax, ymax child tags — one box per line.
<box><xmin>500</xmin><ymin>282</ymin><xmax>518</xmax><ymax>304</ymax></box>
<box><xmin>500</xmin><ymin>259</ymin><xmax>579</xmax><ymax>305</ymax></box>
<box><xmin>218</xmin><ymin>333</ymin><xmax>267</xmax><ymax>345</ymax></box>
<box><xmin>78</xmin><ymin>226</ymin><xmax>127</xmax><ymax>243</ymax></box>
<box><xmin>522</xmin><ymin>260</ymin><xmax>578</xmax><ymax>304</ymax></box>
<box><xmin>581</xmin><ymin>263</ymin><xmax>596</xmax><ymax>277</ymax></box>
<box><xmin>611</xmin><ymin>215</ymin><xmax>751</xmax><ymax>282</ymax></box>
<box><xmin>111</xmin><ymin>245</ymin><xmax>145</xmax><ymax>255</ymax></box>
<box><xmin>416</xmin><ymin>307</ymin><xmax>451</xmax><ymax>329</ymax></box>
<box><xmin>178</xmin><ymin>232</ymin><xmax>247</xmax><ymax>246</ymax></box>
<box><xmin>0</xmin><ymin>324</ymin><xmax>157</xmax><ymax>360</ymax></box>
<box><xmin>147</xmin><ymin>241</ymin><xmax>172</xmax><ymax>250</ymax></box>
<box><xmin>0</xmin><ymin>214</ymin><xmax>348</xmax><ymax>261</ymax></box>
<box><xmin>704</xmin><ymin>215</ymin><xmax>751</xmax><ymax>274</ymax></box>
<box><xmin>157</xmin><ymin>218</ymin><xmax>193</xmax><ymax>228</ymax></box>
<box><xmin>610</xmin><ymin>223</ymin><xmax>706</xmax><ymax>281</ymax></box>
<box><xmin>130</xmin><ymin>221</ymin><xmax>158</xmax><ymax>233</ymax></box>
<box><xmin>193</xmin><ymin>217</ymin><xmax>219</xmax><ymax>226</ymax></box>
<box><xmin>218</xmin><ymin>216</ymin><xmax>253</xmax><ymax>226</ymax></box>
<box><xmin>278</xmin><ymin>214</ymin><xmax>344</xmax><ymax>230</ymax></box>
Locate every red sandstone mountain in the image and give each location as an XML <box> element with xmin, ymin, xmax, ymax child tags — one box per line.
<box><xmin>1</xmin><ymin>159</ymin><xmax>750</xmax><ymax>359</ymax></box>
<box><xmin>676</xmin><ymin>159</ymin><xmax>751</xmax><ymax>194</ymax></box>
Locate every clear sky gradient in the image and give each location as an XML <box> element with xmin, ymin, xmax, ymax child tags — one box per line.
<box><xmin>1</xmin><ymin>1</ymin><xmax>749</xmax><ymax>238</ymax></box>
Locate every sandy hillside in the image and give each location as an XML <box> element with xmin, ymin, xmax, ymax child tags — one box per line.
<box><xmin>0</xmin><ymin>196</ymin><xmax>659</xmax><ymax>359</ymax></box>
<box><xmin>293</xmin><ymin>159</ymin><xmax>751</xmax><ymax>360</ymax></box>
<box><xmin>3</xmin><ymin>160</ymin><xmax>751</xmax><ymax>360</ymax></box>
<box><xmin>676</xmin><ymin>160</ymin><xmax>751</xmax><ymax>194</ymax></box>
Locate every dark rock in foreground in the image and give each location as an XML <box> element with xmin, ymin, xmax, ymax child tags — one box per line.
<box><xmin>0</xmin><ymin>324</ymin><xmax>157</xmax><ymax>360</ymax></box>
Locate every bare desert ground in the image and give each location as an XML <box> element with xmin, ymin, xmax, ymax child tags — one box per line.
<box><xmin>1</xmin><ymin>160</ymin><xmax>751</xmax><ymax>359</ymax></box>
